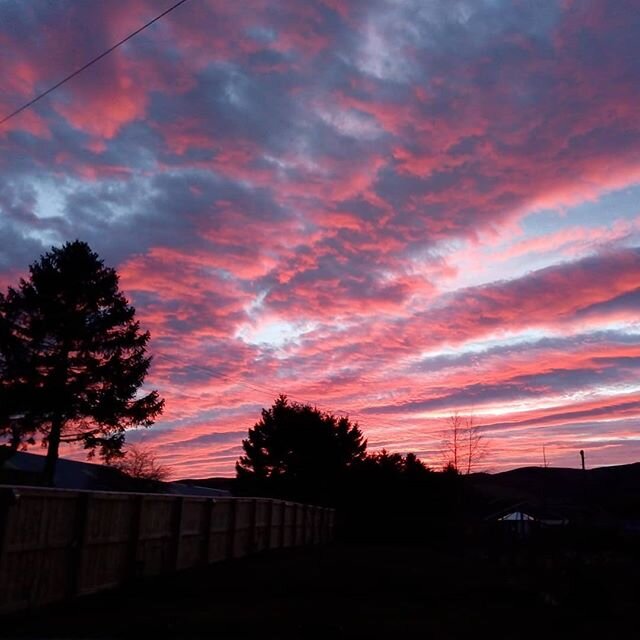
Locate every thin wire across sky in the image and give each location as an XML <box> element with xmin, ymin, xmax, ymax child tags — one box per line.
<box><xmin>0</xmin><ymin>0</ymin><xmax>191</xmax><ymax>127</ymax></box>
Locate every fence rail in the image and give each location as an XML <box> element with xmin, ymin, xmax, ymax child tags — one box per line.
<box><xmin>0</xmin><ymin>486</ymin><xmax>335</xmax><ymax>614</ymax></box>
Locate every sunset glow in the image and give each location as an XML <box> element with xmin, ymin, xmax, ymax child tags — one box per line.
<box><xmin>2</xmin><ymin>0</ymin><xmax>640</xmax><ymax>476</ymax></box>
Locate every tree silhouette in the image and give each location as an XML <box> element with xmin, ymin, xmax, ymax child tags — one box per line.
<box><xmin>440</xmin><ymin>412</ymin><xmax>487</xmax><ymax>474</ymax></box>
<box><xmin>404</xmin><ymin>452</ymin><xmax>430</xmax><ymax>478</ymax></box>
<box><xmin>339</xmin><ymin>449</ymin><xmax>438</xmax><ymax>541</ymax></box>
<box><xmin>236</xmin><ymin>394</ymin><xmax>367</xmax><ymax>502</ymax></box>
<box><xmin>110</xmin><ymin>443</ymin><xmax>171</xmax><ymax>482</ymax></box>
<box><xmin>356</xmin><ymin>449</ymin><xmax>431</xmax><ymax>480</ymax></box>
<box><xmin>0</xmin><ymin>241</ymin><xmax>164</xmax><ymax>484</ymax></box>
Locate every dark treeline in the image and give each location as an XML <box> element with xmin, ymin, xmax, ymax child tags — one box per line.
<box><xmin>233</xmin><ymin>395</ymin><xmax>640</xmax><ymax>549</ymax></box>
<box><xmin>235</xmin><ymin>395</ymin><xmax>468</xmax><ymax>541</ymax></box>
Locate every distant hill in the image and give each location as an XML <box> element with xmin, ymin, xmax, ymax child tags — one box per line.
<box><xmin>178</xmin><ymin>463</ymin><xmax>640</xmax><ymax>512</ymax></box>
<box><xmin>469</xmin><ymin>462</ymin><xmax>640</xmax><ymax>519</ymax></box>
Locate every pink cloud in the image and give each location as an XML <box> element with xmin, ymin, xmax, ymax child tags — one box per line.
<box><xmin>4</xmin><ymin>0</ymin><xmax>640</xmax><ymax>477</ymax></box>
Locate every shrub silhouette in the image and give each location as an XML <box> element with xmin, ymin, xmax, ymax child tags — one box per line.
<box><xmin>236</xmin><ymin>394</ymin><xmax>366</xmax><ymax>503</ymax></box>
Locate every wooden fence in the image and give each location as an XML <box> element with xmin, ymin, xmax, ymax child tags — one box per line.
<box><xmin>0</xmin><ymin>486</ymin><xmax>335</xmax><ymax>614</ymax></box>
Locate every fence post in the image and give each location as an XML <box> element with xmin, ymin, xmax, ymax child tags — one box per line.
<box><xmin>279</xmin><ymin>500</ymin><xmax>286</xmax><ymax>548</ymax></box>
<box><xmin>171</xmin><ymin>497</ymin><xmax>185</xmax><ymax>572</ymax></box>
<box><xmin>0</xmin><ymin>488</ymin><xmax>18</xmax><ymax>554</ymax></box>
<box><xmin>301</xmin><ymin>504</ymin><xmax>309</xmax><ymax>547</ymax></box>
<box><xmin>0</xmin><ymin>488</ymin><xmax>19</xmax><ymax>604</ymax></box>
<box><xmin>248</xmin><ymin>499</ymin><xmax>258</xmax><ymax>554</ymax></box>
<box><xmin>302</xmin><ymin>504</ymin><xmax>308</xmax><ymax>544</ymax></box>
<box><xmin>324</xmin><ymin>508</ymin><xmax>329</xmax><ymax>542</ymax></box>
<box><xmin>318</xmin><ymin>508</ymin><xmax>325</xmax><ymax>544</ymax></box>
<box><xmin>310</xmin><ymin>506</ymin><xmax>316</xmax><ymax>544</ymax></box>
<box><xmin>311</xmin><ymin>506</ymin><xmax>318</xmax><ymax>544</ymax></box>
<box><xmin>126</xmin><ymin>495</ymin><xmax>144</xmax><ymax>581</ymax></box>
<box><xmin>226</xmin><ymin>499</ymin><xmax>237</xmax><ymax>560</ymax></box>
<box><xmin>265</xmin><ymin>499</ymin><xmax>273</xmax><ymax>549</ymax></box>
<box><xmin>69</xmin><ymin>492</ymin><xmax>90</xmax><ymax>597</ymax></box>
<box><xmin>201</xmin><ymin>498</ymin><xmax>215</xmax><ymax>565</ymax></box>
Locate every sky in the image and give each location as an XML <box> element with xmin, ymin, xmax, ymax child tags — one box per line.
<box><xmin>1</xmin><ymin>0</ymin><xmax>640</xmax><ymax>478</ymax></box>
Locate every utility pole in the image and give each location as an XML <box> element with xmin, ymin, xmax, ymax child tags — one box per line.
<box><xmin>580</xmin><ymin>449</ymin><xmax>585</xmax><ymax>471</ymax></box>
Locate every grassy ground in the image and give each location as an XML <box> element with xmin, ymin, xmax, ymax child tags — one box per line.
<box><xmin>3</xmin><ymin>541</ymin><xmax>639</xmax><ymax>639</ymax></box>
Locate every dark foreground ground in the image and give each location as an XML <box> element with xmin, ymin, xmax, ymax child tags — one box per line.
<box><xmin>3</xmin><ymin>540</ymin><xmax>640</xmax><ymax>639</ymax></box>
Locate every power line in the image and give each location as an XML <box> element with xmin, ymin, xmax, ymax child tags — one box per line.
<box><xmin>155</xmin><ymin>353</ymin><xmax>292</xmax><ymax>403</ymax></box>
<box><xmin>0</xmin><ymin>0</ymin><xmax>191</xmax><ymax>127</ymax></box>
<box><xmin>154</xmin><ymin>351</ymin><xmax>439</xmax><ymax>444</ymax></box>
<box><xmin>156</xmin><ymin>351</ymin><xmax>364</xmax><ymax>416</ymax></box>
<box><xmin>157</xmin><ymin>348</ymin><xmax>411</xmax><ymax>416</ymax></box>
<box><xmin>157</xmin><ymin>352</ymin><xmax>365</xmax><ymax>420</ymax></box>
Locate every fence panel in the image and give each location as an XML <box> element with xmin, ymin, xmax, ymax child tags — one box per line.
<box><xmin>320</xmin><ymin>508</ymin><xmax>329</xmax><ymax>543</ymax></box>
<box><xmin>177</xmin><ymin>498</ymin><xmax>209</xmax><ymax>571</ymax></box>
<box><xmin>0</xmin><ymin>489</ymin><xmax>77</xmax><ymax>613</ymax></box>
<box><xmin>326</xmin><ymin>509</ymin><xmax>336</xmax><ymax>541</ymax></box>
<box><xmin>252</xmin><ymin>499</ymin><xmax>270</xmax><ymax>553</ymax></box>
<box><xmin>283</xmin><ymin>502</ymin><xmax>296</xmax><ymax>547</ymax></box>
<box><xmin>0</xmin><ymin>486</ymin><xmax>334</xmax><ymax>615</ymax></box>
<box><xmin>79</xmin><ymin>493</ymin><xmax>135</xmax><ymax>594</ymax></box>
<box><xmin>136</xmin><ymin>495</ymin><xmax>175</xmax><ymax>577</ymax></box>
<box><xmin>304</xmin><ymin>507</ymin><xmax>315</xmax><ymax>545</ymax></box>
<box><xmin>268</xmin><ymin>500</ymin><xmax>284</xmax><ymax>549</ymax></box>
<box><xmin>231</xmin><ymin>499</ymin><xmax>255</xmax><ymax>558</ymax></box>
<box><xmin>208</xmin><ymin>499</ymin><xmax>233</xmax><ymax>562</ymax></box>
<box><xmin>294</xmin><ymin>504</ymin><xmax>306</xmax><ymax>546</ymax></box>
<box><xmin>310</xmin><ymin>507</ymin><xmax>320</xmax><ymax>544</ymax></box>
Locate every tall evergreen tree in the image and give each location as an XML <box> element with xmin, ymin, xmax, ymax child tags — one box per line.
<box><xmin>0</xmin><ymin>241</ymin><xmax>164</xmax><ymax>484</ymax></box>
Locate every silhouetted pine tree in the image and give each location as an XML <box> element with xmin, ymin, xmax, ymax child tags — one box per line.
<box><xmin>0</xmin><ymin>241</ymin><xmax>164</xmax><ymax>484</ymax></box>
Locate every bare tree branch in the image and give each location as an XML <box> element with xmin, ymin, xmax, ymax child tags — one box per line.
<box><xmin>110</xmin><ymin>444</ymin><xmax>171</xmax><ymax>482</ymax></box>
<box><xmin>440</xmin><ymin>412</ymin><xmax>488</xmax><ymax>474</ymax></box>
